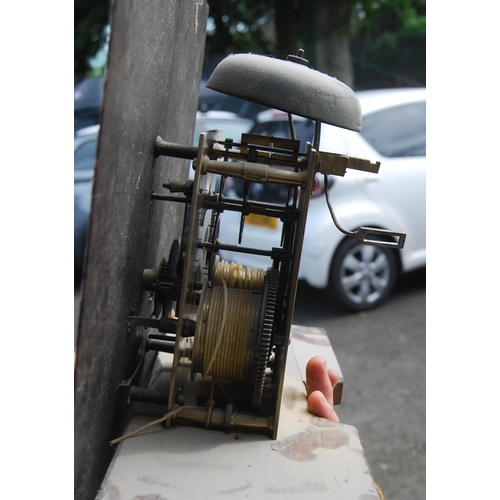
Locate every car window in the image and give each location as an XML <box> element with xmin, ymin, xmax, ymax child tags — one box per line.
<box><xmin>193</xmin><ymin>119</ymin><xmax>253</xmax><ymax>145</ymax></box>
<box><xmin>198</xmin><ymin>95</ymin><xmax>261</xmax><ymax>120</ymax></box>
<box><xmin>75</xmin><ymin>109</ymin><xmax>100</xmax><ymax>133</ymax></box>
<box><xmin>250</xmin><ymin>119</ymin><xmax>315</xmax><ymax>152</ymax></box>
<box><xmin>75</xmin><ymin>138</ymin><xmax>97</xmax><ymax>171</ymax></box>
<box><xmin>229</xmin><ymin>119</ymin><xmax>316</xmax><ymax>203</ymax></box>
<box><xmin>360</xmin><ymin>101</ymin><xmax>426</xmax><ymax>158</ymax></box>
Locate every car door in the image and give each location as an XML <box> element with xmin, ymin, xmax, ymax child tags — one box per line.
<box><xmin>355</xmin><ymin>100</ymin><xmax>426</xmax><ymax>269</ymax></box>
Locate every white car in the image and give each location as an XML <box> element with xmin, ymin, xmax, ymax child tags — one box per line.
<box><xmin>193</xmin><ymin>110</ymin><xmax>254</xmax><ymax>148</ymax></box>
<box><xmin>190</xmin><ymin>110</ymin><xmax>254</xmax><ymax>188</ymax></box>
<box><xmin>217</xmin><ymin>88</ymin><xmax>426</xmax><ymax>311</ymax></box>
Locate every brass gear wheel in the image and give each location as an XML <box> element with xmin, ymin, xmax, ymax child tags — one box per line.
<box><xmin>252</xmin><ymin>268</ymin><xmax>279</xmax><ymax>407</ymax></box>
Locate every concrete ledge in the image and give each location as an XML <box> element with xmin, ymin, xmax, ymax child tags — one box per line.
<box><xmin>97</xmin><ymin>326</ymin><xmax>379</xmax><ymax>499</ymax></box>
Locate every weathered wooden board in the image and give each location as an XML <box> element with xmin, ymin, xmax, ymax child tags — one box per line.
<box><xmin>74</xmin><ymin>2</ymin><xmax>209</xmax><ymax>499</ymax></box>
<box><xmin>96</xmin><ymin>326</ymin><xmax>379</xmax><ymax>500</ymax></box>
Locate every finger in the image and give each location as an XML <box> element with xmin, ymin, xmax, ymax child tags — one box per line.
<box><xmin>307</xmin><ymin>390</ymin><xmax>340</xmax><ymax>422</ymax></box>
<box><xmin>306</xmin><ymin>356</ymin><xmax>333</xmax><ymax>407</ymax></box>
<box><xmin>327</xmin><ymin>368</ymin><xmax>341</xmax><ymax>390</ymax></box>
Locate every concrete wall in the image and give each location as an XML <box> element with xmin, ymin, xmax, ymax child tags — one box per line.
<box><xmin>74</xmin><ymin>2</ymin><xmax>208</xmax><ymax>499</ymax></box>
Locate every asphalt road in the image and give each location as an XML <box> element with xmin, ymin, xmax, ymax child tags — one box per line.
<box><xmin>293</xmin><ymin>268</ymin><xmax>426</xmax><ymax>500</ymax></box>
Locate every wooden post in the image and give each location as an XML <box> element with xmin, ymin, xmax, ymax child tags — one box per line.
<box><xmin>74</xmin><ymin>2</ymin><xmax>208</xmax><ymax>499</ymax></box>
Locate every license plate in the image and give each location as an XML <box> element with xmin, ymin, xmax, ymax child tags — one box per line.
<box><xmin>246</xmin><ymin>213</ymin><xmax>278</xmax><ymax>230</ymax></box>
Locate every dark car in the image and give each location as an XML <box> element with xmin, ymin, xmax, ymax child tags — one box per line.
<box><xmin>74</xmin><ymin>77</ymin><xmax>104</xmax><ymax>134</ymax></box>
<box><xmin>74</xmin><ymin>125</ymin><xmax>99</xmax><ymax>272</ymax></box>
<box><xmin>198</xmin><ymin>79</ymin><xmax>267</xmax><ymax>121</ymax></box>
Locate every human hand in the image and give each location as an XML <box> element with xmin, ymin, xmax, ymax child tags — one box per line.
<box><xmin>305</xmin><ymin>355</ymin><xmax>341</xmax><ymax>422</ymax></box>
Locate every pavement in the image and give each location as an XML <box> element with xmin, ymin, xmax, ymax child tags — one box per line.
<box><xmin>293</xmin><ymin>269</ymin><xmax>426</xmax><ymax>500</ymax></box>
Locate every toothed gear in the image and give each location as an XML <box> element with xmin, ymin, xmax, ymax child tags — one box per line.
<box><xmin>252</xmin><ymin>268</ymin><xmax>279</xmax><ymax>407</ymax></box>
<box><xmin>152</xmin><ymin>239</ymin><xmax>181</xmax><ymax>316</ymax></box>
<box><xmin>274</xmin><ymin>218</ymin><xmax>296</xmax><ymax>343</ymax></box>
<box><xmin>205</xmin><ymin>212</ymin><xmax>221</xmax><ymax>278</ymax></box>
<box><xmin>155</xmin><ymin>239</ymin><xmax>180</xmax><ymax>294</ymax></box>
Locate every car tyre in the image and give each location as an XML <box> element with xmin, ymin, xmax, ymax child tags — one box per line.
<box><xmin>327</xmin><ymin>237</ymin><xmax>398</xmax><ymax>312</ymax></box>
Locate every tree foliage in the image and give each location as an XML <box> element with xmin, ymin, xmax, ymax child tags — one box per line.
<box><xmin>74</xmin><ymin>0</ymin><xmax>425</xmax><ymax>87</ymax></box>
<box><xmin>205</xmin><ymin>0</ymin><xmax>425</xmax><ymax>86</ymax></box>
<box><xmin>351</xmin><ymin>0</ymin><xmax>426</xmax><ymax>88</ymax></box>
<box><xmin>204</xmin><ymin>0</ymin><xmax>425</xmax><ymax>54</ymax></box>
<box><xmin>74</xmin><ymin>0</ymin><xmax>110</xmax><ymax>82</ymax></box>
<box><xmin>352</xmin><ymin>0</ymin><xmax>425</xmax><ymax>36</ymax></box>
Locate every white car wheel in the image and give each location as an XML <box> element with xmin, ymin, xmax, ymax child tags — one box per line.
<box><xmin>327</xmin><ymin>237</ymin><xmax>398</xmax><ymax>312</ymax></box>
